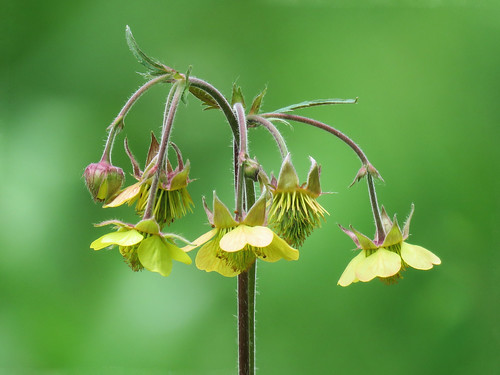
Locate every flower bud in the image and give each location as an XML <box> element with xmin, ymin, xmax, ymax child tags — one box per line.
<box><xmin>244</xmin><ymin>158</ymin><xmax>261</xmax><ymax>181</ymax></box>
<box><xmin>84</xmin><ymin>161</ymin><xmax>125</xmax><ymax>203</ymax></box>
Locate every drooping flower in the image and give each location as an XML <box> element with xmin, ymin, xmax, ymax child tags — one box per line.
<box><xmin>268</xmin><ymin>154</ymin><xmax>328</xmax><ymax>247</ymax></box>
<box><xmin>83</xmin><ymin>160</ymin><xmax>125</xmax><ymax>203</ymax></box>
<box><xmin>105</xmin><ymin>134</ymin><xmax>194</xmax><ymax>227</ymax></box>
<box><xmin>90</xmin><ymin>218</ymin><xmax>192</xmax><ymax>276</ymax></box>
<box><xmin>337</xmin><ymin>204</ymin><xmax>441</xmax><ymax>287</ymax></box>
<box><xmin>184</xmin><ymin>191</ymin><xmax>299</xmax><ymax>277</ymax></box>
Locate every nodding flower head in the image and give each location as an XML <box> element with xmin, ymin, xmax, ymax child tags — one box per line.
<box><xmin>183</xmin><ymin>191</ymin><xmax>299</xmax><ymax>277</ymax></box>
<box><xmin>90</xmin><ymin>218</ymin><xmax>192</xmax><ymax>276</ymax></box>
<box><xmin>337</xmin><ymin>204</ymin><xmax>441</xmax><ymax>287</ymax></box>
<box><xmin>83</xmin><ymin>160</ymin><xmax>125</xmax><ymax>203</ymax></box>
<box><xmin>105</xmin><ymin>133</ymin><xmax>194</xmax><ymax>228</ymax></box>
<box><xmin>268</xmin><ymin>154</ymin><xmax>328</xmax><ymax>248</ymax></box>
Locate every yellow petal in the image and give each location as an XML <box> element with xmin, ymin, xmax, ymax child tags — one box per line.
<box><xmin>164</xmin><ymin>239</ymin><xmax>192</xmax><ymax>265</ymax></box>
<box><xmin>400</xmin><ymin>242</ymin><xmax>441</xmax><ymax>270</ymax></box>
<box><xmin>182</xmin><ymin>228</ymin><xmax>218</xmax><ymax>252</ymax></box>
<box><xmin>90</xmin><ymin>229</ymin><xmax>143</xmax><ymax>250</ymax></box>
<box><xmin>337</xmin><ymin>251</ymin><xmax>366</xmax><ymax>287</ymax></box>
<box><xmin>219</xmin><ymin>225</ymin><xmax>273</xmax><ymax>252</ymax></box>
<box><xmin>355</xmin><ymin>248</ymin><xmax>401</xmax><ymax>282</ymax></box>
<box><xmin>137</xmin><ymin>236</ymin><xmax>173</xmax><ymax>276</ymax></box>
<box><xmin>195</xmin><ymin>240</ymin><xmax>240</xmax><ymax>277</ymax></box>
<box><xmin>256</xmin><ymin>233</ymin><xmax>299</xmax><ymax>262</ymax></box>
<box><xmin>104</xmin><ymin>183</ymin><xmax>141</xmax><ymax>207</ymax></box>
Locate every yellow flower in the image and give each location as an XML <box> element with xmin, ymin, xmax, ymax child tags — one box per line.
<box><xmin>268</xmin><ymin>154</ymin><xmax>328</xmax><ymax>247</ymax></box>
<box><xmin>104</xmin><ymin>135</ymin><xmax>194</xmax><ymax>227</ymax></box>
<box><xmin>90</xmin><ymin>218</ymin><xmax>192</xmax><ymax>276</ymax></box>
<box><xmin>184</xmin><ymin>192</ymin><xmax>299</xmax><ymax>277</ymax></box>
<box><xmin>337</xmin><ymin>205</ymin><xmax>441</xmax><ymax>287</ymax></box>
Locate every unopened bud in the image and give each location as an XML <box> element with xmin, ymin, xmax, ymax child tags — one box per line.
<box><xmin>84</xmin><ymin>161</ymin><xmax>125</xmax><ymax>203</ymax></box>
<box><xmin>244</xmin><ymin>158</ymin><xmax>261</xmax><ymax>181</ymax></box>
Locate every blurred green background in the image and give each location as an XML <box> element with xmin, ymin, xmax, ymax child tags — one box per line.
<box><xmin>2</xmin><ymin>0</ymin><xmax>499</xmax><ymax>374</ymax></box>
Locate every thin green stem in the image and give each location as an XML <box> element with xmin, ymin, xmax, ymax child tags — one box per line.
<box><xmin>143</xmin><ymin>81</ymin><xmax>183</xmax><ymax>220</ymax></box>
<box><xmin>247</xmin><ymin>115</ymin><xmax>288</xmax><ymax>159</ymax></box>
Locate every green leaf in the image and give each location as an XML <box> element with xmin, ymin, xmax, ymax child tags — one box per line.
<box><xmin>272</xmin><ymin>98</ymin><xmax>357</xmax><ymax>113</ymax></box>
<box><xmin>189</xmin><ymin>86</ymin><xmax>220</xmax><ymax>110</ymax></box>
<box><xmin>231</xmin><ymin>83</ymin><xmax>246</xmax><ymax>108</ymax></box>
<box><xmin>125</xmin><ymin>25</ymin><xmax>171</xmax><ymax>75</ymax></box>
<box><xmin>249</xmin><ymin>87</ymin><xmax>267</xmax><ymax>115</ymax></box>
<box><xmin>181</xmin><ymin>66</ymin><xmax>192</xmax><ymax>104</ymax></box>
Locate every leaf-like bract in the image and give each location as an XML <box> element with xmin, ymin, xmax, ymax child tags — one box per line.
<box><xmin>272</xmin><ymin>98</ymin><xmax>357</xmax><ymax>113</ymax></box>
<box><xmin>249</xmin><ymin>87</ymin><xmax>267</xmax><ymax>115</ymax></box>
<box><xmin>231</xmin><ymin>83</ymin><xmax>246</xmax><ymax>108</ymax></box>
<box><xmin>189</xmin><ymin>86</ymin><xmax>220</xmax><ymax>110</ymax></box>
<box><xmin>125</xmin><ymin>26</ymin><xmax>172</xmax><ymax>76</ymax></box>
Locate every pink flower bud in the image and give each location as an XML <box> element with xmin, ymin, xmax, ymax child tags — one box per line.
<box><xmin>84</xmin><ymin>161</ymin><xmax>125</xmax><ymax>203</ymax></box>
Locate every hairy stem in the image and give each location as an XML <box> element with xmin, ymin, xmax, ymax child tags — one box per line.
<box><xmin>238</xmin><ymin>271</ymin><xmax>250</xmax><ymax>375</ymax></box>
<box><xmin>234</xmin><ymin>101</ymin><xmax>255</xmax><ymax>375</ymax></box>
<box><xmin>247</xmin><ymin>115</ymin><xmax>288</xmax><ymax>159</ymax></box>
<box><xmin>245</xmin><ymin>179</ymin><xmax>257</xmax><ymax>375</ymax></box>
<box><xmin>143</xmin><ymin>81</ymin><xmax>183</xmax><ymax>220</ymax></box>
<box><xmin>108</xmin><ymin>74</ymin><xmax>171</xmax><ymax>132</ymax></box>
<box><xmin>188</xmin><ymin>76</ymin><xmax>241</xmax><ymax>191</ymax></box>
<box><xmin>188</xmin><ymin>77</ymin><xmax>239</xmax><ymax>141</ymax></box>
<box><xmin>234</xmin><ymin>103</ymin><xmax>247</xmax><ymax>220</ymax></box>
<box><xmin>100</xmin><ymin>121</ymin><xmax>120</xmax><ymax>164</ymax></box>
<box><xmin>261</xmin><ymin>112</ymin><xmax>385</xmax><ymax>238</ymax></box>
<box><xmin>367</xmin><ymin>173</ymin><xmax>385</xmax><ymax>242</ymax></box>
<box><xmin>238</xmin><ymin>178</ymin><xmax>257</xmax><ymax>375</ymax></box>
<box><xmin>261</xmin><ymin>112</ymin><xmax>369</xmax><ymax>165</ymax></box>
<box><xmin>100</xmin><ymin>74</ymin><xmax>170</xmax><ymax>164</ymax></box>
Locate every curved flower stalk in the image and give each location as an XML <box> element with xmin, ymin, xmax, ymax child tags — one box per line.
<box><xmin>184</xmin><ymin>191</ymin><xmax>299</xmax><ymax>277</ymax></box>
<box><xmin>338</xmin><ymin>204</ymin><xmax>441</xmax><ymax>286</ymax></box>
<box><xmin>268</xmin><ymin>154</ymin><xmax>328</xmax><ymax>247</ymax></box>
<box><xmin>90</xmin><ymin>218</ymin><xmax>192</xmax><ymax>276</ymax></box>
<box><xmin>105</xmin><ymin>134</ymin><xmax>194</xmax><ymax>227</ymax></box>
